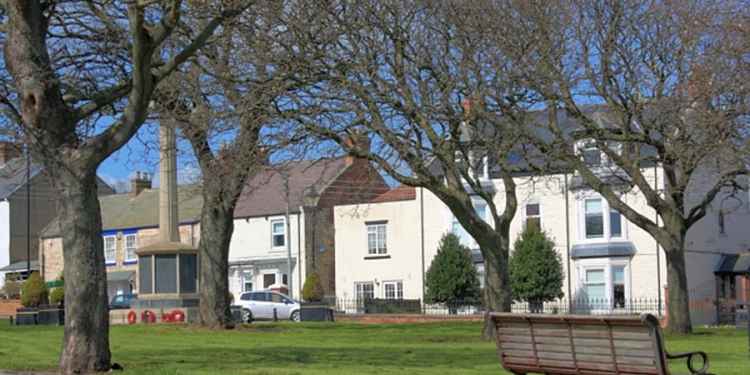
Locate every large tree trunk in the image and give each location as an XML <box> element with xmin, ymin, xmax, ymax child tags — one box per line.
<box><xmin>198</xmin><ymin>196</ymin><xmax>235</xmax><ymax>328</ymax></box>
<box><xmin>478</xmin><ymin>234</ymin><xmax>512</xmax><ymax>340</ymax></box>
<box><xmin>57</xmin><ymin>170</ymin><xmax>111</xmax><ymax>373</ymax></box>
<box><xmin>665</xmin><ymin>246</ymin><xmax>692</xmax><ymax>334</ymax></box>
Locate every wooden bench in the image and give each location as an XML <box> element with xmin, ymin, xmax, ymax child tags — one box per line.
<box><xmin>491</xmin><ymin>313</ymin><xmax>712</xmax><ymax>375</ymax></box>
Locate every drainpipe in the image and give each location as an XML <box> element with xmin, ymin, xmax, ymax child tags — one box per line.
<box><xmin>297</xmin><ymin>211</ymin><xmax>302</xmax><ymax>299</ymax></box>
<box><xmin>655</xmin><ymin>164</ymin><xmax>662</xmax><ymax>316</ymax></box>
<box><xmin>564</xmin><ymin>173</ymin><xmax>572</xmax><ymax>312</ymax></box>
<box><xmin>420</xmin><ymin>187</ymin><xmax>426</xmax><ymax>303</ymax></box>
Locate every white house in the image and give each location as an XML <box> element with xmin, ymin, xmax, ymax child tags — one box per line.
<box><xmin>228</xmin><ymin>156</ymin><xmax>389</xmax><ymax>301</ymax></box>
<box><xmin>334</xmin><ymin>150</ymin><xmax>750</xmax><ymax>325</ymax></box>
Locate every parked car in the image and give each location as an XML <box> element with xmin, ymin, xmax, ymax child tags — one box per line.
<box><xmin>235</xmin><ymin>291</ymin><xmax>300</xmax><ymax>322</ymax></box>
<box><xmin>109</xmin><ymin>293</ymin><xmax>137</xmax><ymax>310</ymax></box>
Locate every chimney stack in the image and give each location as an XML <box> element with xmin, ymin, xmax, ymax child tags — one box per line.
<box><xmin>130</xmin><ymin>171</ymin><xmax>152</xmax><ymax>197</ymax></box>
<box><xmin>343</xmin><ymin>132</ymin><xmax>371</xmax><ymax>166</ymax></box>
<box><xmin>0</xmin><ymin>142</ymin><xmax>21</xmax><ymax>165</ymax></box>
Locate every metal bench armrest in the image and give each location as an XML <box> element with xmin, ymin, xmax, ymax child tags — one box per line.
<box><xmin>666</xmin><ymin>351</ymin><xmax>711</xmax><ymax>374</ymax></box>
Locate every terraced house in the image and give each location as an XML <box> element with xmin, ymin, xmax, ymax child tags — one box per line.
<box><xmin>39</xmin><ymin>152</ymin><xmax>387</xmax><ymax>301</ymax></box>
<box><xmin>334</xmin><ymin>110</ymin><xmax>750</xmax><ymax>325</ymax></box>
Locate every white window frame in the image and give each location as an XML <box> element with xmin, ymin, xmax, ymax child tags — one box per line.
<box><xmin>270</xmin><ymin>218</ymin><xmax>286</xmax><ymax>249</ymax></box>
<box><xmin>574</xmin><ymin>140</ymin><xmax>624</xmax><ymax>174</ymax></box>
<box><xmin>367</xmin><ymin>222</ymin><xmax>388</xmax><ymax>255</ymax></box>
<box><xmin>103</xmin><ymin>235</ymin><xmax>116</xmax><ymax>265</ymax></box>
<box><xmin>576</xmin><ymin>258</ymin><xmax>631</xmax><ymax>311</ymax></box>
<box><xmin>383</xmin><ymin>281</ymin><xmax>403</xmax><ymax>300</ymax></box>
<box><xmin>577</xmin><ymin>195</ymin><xmax>627</xmax><ymax>244</ymax></box>
<box><xmin>451</xmin><ymin>198</ymin><xmax>491</xmax><ymax>249</ymax></box>
<box><xmin>524</xmin><ymin>202</ymin><xmax>542</xmax><ymax>231</ymax></box>
<box><xmin>354</xmin><ymin>282</ymin><xmax>375</xmax><ymax>301</ymax></box>
<box><xmin>124</xmin><ymin>234</ymin><xmax>137</xmax><ymax>263</ymax></box>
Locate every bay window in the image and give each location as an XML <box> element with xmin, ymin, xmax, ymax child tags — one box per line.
<box><xmin>581</xmin><ymin>198</ymin><xmax>625</xmax><ymax>241</ymax></box>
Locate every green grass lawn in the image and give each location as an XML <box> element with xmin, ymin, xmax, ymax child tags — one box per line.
<box><xmin>0</xmin><ymin>320</ymin><xmax>747</xmax><ymax>374</ymax></box>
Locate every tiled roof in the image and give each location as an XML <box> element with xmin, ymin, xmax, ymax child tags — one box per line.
<box><xmin>41</xmin><ymin>185</ymin><xmax>203</xmax><ymax>238</ymax></box>
<box><xmin>371</xmin><ymin>185</ymin><xmax>416</xmax><ymax>203</ymax></box>
<box><xmin>0</xmin><ymin>158</ymin><xmax>43</xmax><ymax>199</ymax></box>
<box><xmin>233</xmin><ymin>158</ymin><xmax>350</xmax><ymax>218</ymax></box>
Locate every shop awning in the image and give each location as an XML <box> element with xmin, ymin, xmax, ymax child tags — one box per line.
<box><xmin>715</xmin><ymin>253</ymin><xmax>750</xmax><ymax>275</ymax></box>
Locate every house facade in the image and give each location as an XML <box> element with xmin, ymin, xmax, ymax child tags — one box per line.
<box><xmin>0</xmin><ymin>142</ymin><xmax>114</xmax><ymax>287</ymax></box>
<box><xmin>39</xmin><ymin>174</ymin><xmax>201</xmax><ymax>299</ymax></box>
<box><xmin>40</xmin><ymin>153</ymin><xmax>389</xmax><ymax>302</ymax></box>
<box><xmin>228</xmin><ymin>155</ymin><xmax>389</xmax><ymax>301</ymax></box>
<box><xmin>334</xmin><ymin>164</ymin><xmax>750</xmax><ymax>325</ymax></box>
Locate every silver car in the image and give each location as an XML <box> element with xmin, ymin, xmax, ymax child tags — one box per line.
<box><xmin>236</xmin><ymin>290</ymin><xmax>301</xmax><ymax>322</ymax></box>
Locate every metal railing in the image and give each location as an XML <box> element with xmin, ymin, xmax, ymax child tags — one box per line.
<box><xmin>327</xmin><ymin>297</ymin><xmax>665</xmax><ymax>317</ymax></box>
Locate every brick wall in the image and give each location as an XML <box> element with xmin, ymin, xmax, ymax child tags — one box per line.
<box><xmin>39</xmin><ymin>223</ymin><xmax>200</xmax><ymax>283</ymax></box>
<box><xmin>305</xmin><ymin>159</ymin><xmax>389</xmax><ymax>298</ymax></box>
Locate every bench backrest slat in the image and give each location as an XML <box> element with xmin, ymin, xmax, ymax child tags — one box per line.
<box><xmin>492</xmin><ymin>313</ymin><xmax>667</xmax><ymax>375</ymax></box>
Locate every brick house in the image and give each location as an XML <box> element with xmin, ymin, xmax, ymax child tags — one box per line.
<box><xmin>39</xmin><ymin>174</ymin><xmax>201</xmax><ymax>299</ymax></box>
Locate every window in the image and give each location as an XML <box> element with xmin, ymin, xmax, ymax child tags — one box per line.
<box><xmin>581</xmin><ymin>198</ymin><xmax>625</xmax><ymax>241</ymax></box>
<box><xmin>475</xmin><ymin>262</ymin><xmax>486</xmax><ymax>289</ymax></box>
<box><xmin>451</xmin><ymin>201</ymin><xmax>489</xmax><ymax>248</ymax></box>
<box><xmin>252</xmin><ymin>292</ymin><xmax>270</xmax><ymax>302</ymax></box>
<box><xmin>578</xmin><ymin>260</ymin><xmax>630</xmax><ymax>310</ymax></box>
<box><xmin>271</xmin><ymin>219</ymin><xmax>286</xmax><ymax>248</ymax></box>
<box><xmin>383</xmin><ymin>281</ymin><xmax>403</xmax><ymax>299</ymax></box>
<box><xmin>240</xmin><ymin>293</ymin><xmax>252</xmax><ymax>301</ymax></box>
<box><xmin>610</xmin><ymin>209</ymin><xmax>622</xmax><ymax>238</ymax></box>
<box><xmin>585</xmin><ymin>199</ymin><xmax>604</xmax><ymax>239</ymax></box>
<box><xmin>104</xmin><ymin>236</ymin><xmax>116</xmax><ymax>265</ymax></box>
<box><xmin>243</xmin><ymin>280</ymin><xmax>253</xmax><ymax>293</ymax></box>
<box><xmin>270</xmin><ymin>293</ymin><xmax>284</xmax><ymax>303</ymax></box>
<box><xmin>355</xmin><ymin>282</ymin><xmax>374</xmax><ymax>301</ymax></box>
<box><xmin>718</xmin><ymin>211</ymin><xmax>726</xmax><ymax>235</ymax></box>
<box><xmin>367</xmin><ymin>222</ymin><xmax>387</xmax><ymax>255</ymax></box>
<box><xmin>585</xmin><ymin>269</ymin><xmax>606</xmax><ymax>300</ymax></box>
<box><xmin>263</xmin><ymin>274</ymin><xmax>276</xmax><ymax>288</ymax></box>
<box><xmin>525</xmin><ymin>203</ymin><xmax>541</xmax><ymax>231</ymax></box>
<box><xmin>124</xmin><ymin>234</ymin><xmax>137</xmax><ymax>262</ymax></box>
<box><xmin>282</xmin><ymin>274</ymin><xmax>288</xmax><ymax>285</ymax></box>
<box><xmin>612</xmin><ymin>266</ymin><xmax>625</xmax><ymax>308</ymax></box>
<box><xmin>581</xmin><ymin>143</ymin><xmax>603</xmax><ymax>167</ymax></box>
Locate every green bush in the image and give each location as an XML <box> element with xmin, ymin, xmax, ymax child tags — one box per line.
<box><xmin>49</xmin><ymin>287</ymin><xmax>65</xmax><ymax>305</ymax></box>
<box><xmin>2</xmin><ymin>278</ymin><xmax>21</xmax><ymax>299</ymax></box>
<box><xmin>302</xmin><ymin>273</ymin><xmax>324</xmax><ymax>302</ymax></box>
<box><xmin>509</xmin><ymin>226</ymin><xmax>564</xmax><ymax>312</ymax></box>
<box><xmin>425</xmin><ymin>233</ymin><xmax>481</xmax><ymax>306</ymax></box>
<box><xmin>20</xmin><ymin>272</ymin><xmax>48</xmax><ymax>308</ymax></box>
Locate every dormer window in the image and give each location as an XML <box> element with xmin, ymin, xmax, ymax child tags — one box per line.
<box><xmin>581</xmin><ymin>142</ymin><xmax>603</xmax><ymax>167</ymax></box>
<box><xmin>575</xmin><ymin>140</ymin><xmax>622</xmax><ymax>169</ymax></box>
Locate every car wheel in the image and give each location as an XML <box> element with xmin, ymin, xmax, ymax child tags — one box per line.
<box><xmin>242</xmin><ymin>308</ymin><xmax>253</xmax><ymax>323</ymax></box>
<box><xmin>290</xmin><ymin>310</ymin><xmax>300</xmax><ymax>322</ymax></box>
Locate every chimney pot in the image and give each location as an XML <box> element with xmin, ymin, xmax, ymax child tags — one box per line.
<box><xmin>0</xmin><ymin>142</ymin><xmax>21</xmax><ymax>165</ymax></box>
<box><xmin>130</xmin><ymin>170</ymin><xmax>152</xmax><ymax>197</ymax></box>
<box><xmin>343</xmin><ymin>133</ymin><xmax>371</xmax><ymax>166</ymax></box>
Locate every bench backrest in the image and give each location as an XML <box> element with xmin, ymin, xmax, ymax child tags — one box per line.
<box><xmin>491</xmin><ymin>313</ymin><xmax>668</xmax><ymax>375</ymax></box>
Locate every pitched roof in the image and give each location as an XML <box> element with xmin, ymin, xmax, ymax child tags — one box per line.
<box><xmin>233</xmin><ymin>157</ymin><xmax>350</xmax><ymax>218</ymax></box>
<box><xmin>0</xmin><ymin>158</ymin><xmax>44</xmax><ymax>199</ymax></box>
<box><xmin>41</xmin><ymin>185</ymin><xmax>203</xmax><ymax>238</ymax></box>
<box><xmin>42</xmin><ymin>158</ymin><xmax>356</xmax><ymax>238</ymax></box>
<box><xmin>371</xmin><ymin>185</ymin><xmax>416</xmax><ymax>203</ymax></box>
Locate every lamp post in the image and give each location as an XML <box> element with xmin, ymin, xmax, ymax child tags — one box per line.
<box><xmin>25</xmin><ymin>143</ymin><xmax>30</xmax><ymax>280</ymax></box>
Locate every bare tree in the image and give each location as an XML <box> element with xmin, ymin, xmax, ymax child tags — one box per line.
<box><xmin>0</xmin><ymin>1</ymin><xmax>248</xmax><ymax>372</ymax></box>
<box><xmin>159</xmin><ymin>4</ymin><xmax>316</xmax><ymax>327</ymax></box>
<box><xmin>282</xmin><ymin>0</ymin><xmax>542</xmax><ymax>338</ymax></box>
<box><xmin>490</xmin><ymin>0</ymin><xmax>750</xmax><ymax>333</ymax></box>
